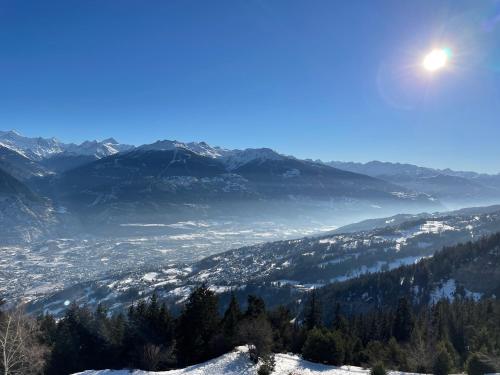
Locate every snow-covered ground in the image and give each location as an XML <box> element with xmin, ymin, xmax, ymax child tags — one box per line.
<box><xmin>73</xmin><ymin>346</ymin><xmax>420</xmax><ymax>375</ymax></box>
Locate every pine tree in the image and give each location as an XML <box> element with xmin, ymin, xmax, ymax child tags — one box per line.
<box><xmin>238</xmin><ymin>317</ymin><xmax>274</xmax><ymax>364</ymax></box>
<box><xmin>393</xmin><ymin>297</ymin><xmax>414</xmax><ymax>342</ymax></box>
<box><xmin>245</xmin><ymin>295</ymin><xmax>266</xmax><ymax>319</ymax></box>
<box><xmin>333</xmin><ymin>302</ymin><xmax>348</xmax><ymax>333</ymax></box>
<box><xmin>433</xmin><ymin>347</ymin><xmax>452</xmax><ymax>375</ymax></box>
<box><xmin>302</xmin><ymin>327</ymin><xmax>345</xmax><ymax>365</ymax></box>
<box><xmin>371</xmin><ymin>362</ymin><xmax>387</xmax><ymax>375</ymax></box>
<box><xmin>304</xmin><ymin>290</ymin><xmax>322</xmax><ymax>331</ymax></box>
<box><xmin>467</xmin><ymin>353</ymin><xmax>498</xmax><ymax>375</ymax></box>
<box><xmin>221</xmin><ymin>293</ymin><xmax>242</xmax><ymax>349</ymax></box>
<box><xmin>176</xmin><ymin>285</ymin><xmax>220</xmax><ymax>365</ymax></box>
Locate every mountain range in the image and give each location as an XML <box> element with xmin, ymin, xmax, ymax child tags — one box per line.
<box><xmin>327</xmin><ymin>160</ymin><xmax>500</xmax><ymax>207</ymax></box>
<box><xmin>1</xmin><ymin>130</ymin><xmax>500</xmax><ymax>243</ymax></box>
<box><xmin>0</xmin><ymin>130</ymin><xmax>446</xmax><ymax>241</ymax></box>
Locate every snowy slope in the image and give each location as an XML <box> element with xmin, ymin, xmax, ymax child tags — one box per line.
<box><xmin>73</xmin><ymin>346</ymin><xmax>419</xmax><ymax>375</ymax></box>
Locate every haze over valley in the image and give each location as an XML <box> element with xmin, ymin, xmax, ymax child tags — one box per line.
<box><xmin>1</xmin><ymin>129</ymin><xmax>500</xmax><ymax>312</ymax></box>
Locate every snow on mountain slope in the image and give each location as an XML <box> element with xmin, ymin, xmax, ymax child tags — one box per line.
<box><xmin>73</xmin><ymin>346</ymin><xmax>418</xmax><ymax>375</ymax></box>
<box><xmin>0</xmin><ymin>130</ymin><xmax>133</xmax><ymax>160</ymax></box>
<box><xmin>64</xmin><ymin>139</ymin><xmax>134</xmax><ymax>158</ymax></box>
<box><xmin>0</xmin><ymin>130</ymin><xmax>64</xmax><ymax>160</ymax></box>
<box><xmin>138</xmin><ymin>139</ymin><xmax>285</xmax><ymax>169</ymax></box>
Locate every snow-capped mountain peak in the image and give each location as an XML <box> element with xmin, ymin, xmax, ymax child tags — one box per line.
<box><xmin>138</xmin><ymin>139</ymin><xmax>227</xmax><ymax>158</ymax></box>
<box><xmin>138</xmin><ymin>139</ymin><xmax>189</xmax><ymax>152</ymax></box>
<box><xmin>0</xmin><ymin>130</ymin><xmax>65</xmax><ymax>160</ymax></box>
<box><xmin>184</xmin><ymin>141</ymin><xmax>227</xmax><ymax>158</ymax></box>
<box><xmin>0</xmin><ymin>130</ymin><xmax>134</xmax><ymax>160</ymax></box>
<box><xmin>64</xmin><ymin>139</ymin><xmax>133</xmax><ymax>158</ymax></box>
<box><xmin>137</xmin><ymin>139</ymin><xmax>285</xmax><ymax>169</ymax></box>
<box><xmin>102</xmin><ymin>137</ymin><xmax>119</xmax><ymax>144</ymax></box>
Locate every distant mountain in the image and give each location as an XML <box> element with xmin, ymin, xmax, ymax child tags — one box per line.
<box><xmin>0</xmin><ymin>130</ymin><xmax>134</xmax><ymax>161</ymax></box>
<box><xmin>230</xmin><ymin>155</ymin><xmax>412</xmax><ymax>200</ymax></box>
<box><xmin>0</xmin><ymin>168</ymin><xmax>57</xmax><ymax>243</ymax></box>
<box><xmin>326</xmin><ymin>160</ymin><xmax>448</xmax><ymax>178</ymax></box>
<box><xmin>39</xmin><ymin>143</ymin><xmax>438</xmax><ymax>232</ymax></box>
<box><xmin>0</xmin><ymin>130</ymin><xmax>64</xmax><ymax>160</ymax></box>
<box><xmin>326</xmin><ymin>160</ymin><xmax>498</xmax><ymax>179</ymax></box>
<box><xmin>137</xmin><ymin>139</ymin><xmax>287</xmax><ymax>168</ymax></box>
<box><xmin>64</xmin><ymin>139</ymin><xmax>134</xmax><ymax>158</ymax></box>
<box><xmin>327</xmin><ymin>160</ymin><xmax>500</xmax><ymax>206</ymax></box>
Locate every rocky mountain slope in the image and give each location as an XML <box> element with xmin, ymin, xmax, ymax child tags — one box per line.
<box><xmin>0</xmin><ymin>144</ymin><xmax>49</xmax><ymax>181</ymax></box>
<box><xmin>0</xmin><ymin>168</ymin><xmax>57</xmax><ymax>243</ymax></box>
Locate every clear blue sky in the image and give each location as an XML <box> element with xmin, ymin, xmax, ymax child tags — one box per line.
<box><xmin>1</xmin><ymin>0</ymin><xmax>499</xmax><ymax>172</ymax></box>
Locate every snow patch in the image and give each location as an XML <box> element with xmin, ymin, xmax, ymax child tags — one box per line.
<box><xmin>72</xmin><ymin>346</ymin><xmax>424</xmax><ymax>375</ymax></box>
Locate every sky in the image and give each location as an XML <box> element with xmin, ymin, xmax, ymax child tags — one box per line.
<box><xmin>1</xmin><ymin>0</ymin><xmax>500</xmax><ymax>173</ymax></box>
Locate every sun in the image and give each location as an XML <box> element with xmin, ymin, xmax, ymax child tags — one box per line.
<box><xmin>422</xmin><ymin>48</ymin><xmax>451</xmax><ymax>72</ymax></box>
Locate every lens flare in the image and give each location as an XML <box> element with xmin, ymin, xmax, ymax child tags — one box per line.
<box><xmin>422</xmin><ymin>48</ymin><xmax>451</xmax><ymax>71</ymax></box>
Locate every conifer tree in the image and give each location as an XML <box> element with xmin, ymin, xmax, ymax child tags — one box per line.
<box><xmin>393</xmin><ymin>297</ymin><xmax>414</xmax><ymax>342</ymax></box>
<box><xmin>304</xmin><ymin>290</ymin><xmax>322</xmax><ymax>331</ymax></box>
<box><xmin>176</xmin><ymin>285</ymin><xmax>220</xmax><ymax>365</ymax></box>
<box><xmin>221</xmin><ymin>293</ymin><xmax>242</xmax><ymax>349</ymax></box>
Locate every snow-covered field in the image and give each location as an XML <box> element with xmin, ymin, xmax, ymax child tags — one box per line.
<box><xmin>73</xmin><ymin>346</ymin><xmax>420</xmax><ymax>375</ymax></box>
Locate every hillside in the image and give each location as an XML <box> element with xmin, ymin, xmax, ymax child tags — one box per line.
<box><xmin>315</xmin><ymin>232</ymin><xmax>500</xmax><ymax>321</ymax></box>
<box><xmin>0</xmin><ymin>145</ymin><xmax>49</xmax><ymax>181</ymax></box>
<box><xmin>0</xmin><ymin>168</ymin><xmax>57</xmax><ymax>243</ymax></box>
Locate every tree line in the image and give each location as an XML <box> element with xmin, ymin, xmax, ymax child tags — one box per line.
<box><xmin>1</xmin><ymin>286</ymin><xmax>500</xmax><ymax>375</ymax></box>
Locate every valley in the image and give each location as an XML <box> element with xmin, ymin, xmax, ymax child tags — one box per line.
<box><xmin>1</xmin><ymin>216</ymin><xmax>339</xmax><ymax>305</ymax></box>
<box><xmin>25</xmin><ymin>205</ymin><xmax>500</xmax><ymax>316</ymax></box>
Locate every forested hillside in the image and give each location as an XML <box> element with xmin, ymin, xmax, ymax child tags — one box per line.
<box><xmin>314</xmin><ymin>232</ymin><xmax>500</xmax><ymax>320</ymax></box>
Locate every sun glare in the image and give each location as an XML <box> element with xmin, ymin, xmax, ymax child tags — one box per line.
<box><xmin>422</xmin><ymin>48</ymin><xmax>450</xmax><ymax>72</ymax></box>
